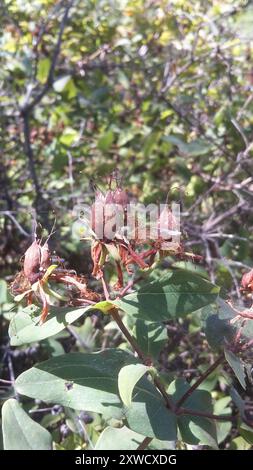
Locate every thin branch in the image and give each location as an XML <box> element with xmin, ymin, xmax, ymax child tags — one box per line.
<box><xmin>2</xmin><ymin>211</ymin><xmax>30</xmax><ymax>237</ymax></box>
<box><xmin>19</xmin><ymin>1</ymin><xmax>74</xmax><ymax>228</ymax></box>
<box><xmin>175</xmin><ymin>355</ymin><xmax>224</xmax><ymax>410</ymax></box>
<box><xmin>137</xmin><ymin>437</ymin><xmax>153</xmax><ymax>450</ymax></box>
<box><xmin>231</xmin><ymin>118</ymin><xmax>248</xmax><ymax>148</ymax></box>
<box><xmin>101</xmin><ymin>274</ymin><xmax>110</xmax><ymax>301</ymax></box>
<box><xmin>33</xmin><ymin>1</ymin><xmax>66</xmax><ymax>80</ymax></box>
<box><xmin>203</xmin><ymin>202</ymin><xmax>244</xmax><ymax>232</ymax></box>
<box><xmin>110</xmin><ymin>309</ymin><xmax>147</xmax><ymax>363</ymax></box>
<box><xmin>22</xmin><ymin>112</ymin><xmax>42</xmax><ymax>197</ymax></box>
<box><xmin>236</xmin><ymin>93</ymin><xmax>253</xmax><ymax>121</ymax></box>
<box><xmin>67</xmin><ymin>325</ymin><xmax>92</xmax><ymax>351</ymax></box>
<box><xmin>7</xmin><ymin>351</ymin><xmax>19</xmax><ymax>401</ymax></box>
<box><xmin>110</xmin><ymin>308</ymin><xmax>175</xmax><ymax>411</ymax></box>
<box><xmin>67</xmin><ymin>150</ymin><xmax>74</xmax><ymax>201</ymax></box>
<box><xmin>177</xmin><ymin>407</ymin><xmax>235</xmax><ymax>422</ymax></box>
<box><xmin>22</xmin><ymin>0</ymin><xmax>74</xmax><ymax>113</ymax></box>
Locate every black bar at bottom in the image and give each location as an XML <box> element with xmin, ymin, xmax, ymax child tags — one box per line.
<box><xmin>0</xmin><ymin>449</ymin><xmax>251</xmax><ymax>466</ymax></box>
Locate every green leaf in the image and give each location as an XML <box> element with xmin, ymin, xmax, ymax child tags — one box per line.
<box><xmin>2</xmin><ymin>399</ymin><xmax>52</xmax><ymax>450</ymax></box>
<box><xmin>125</xmin><ymin>386</ymin><xmax>177</xmax><ymax>441</ymax></box>
<box><xmin>118</xmin><ymin>364</ymin><xmax>150</xmax><ymax>407</ymax></box>
<box><xmin>95</xmin><ymin>426</ymin><xmax>143</xmax><ymax>450</ymax></box>
<box><xmin>143</xmin><ymin>132</ymin><xmax>160</xmax><ymax>158</ymax></box>
<box><xmin>65</xmin><ymin>78</ymin><xmax>77</xmax><ymax>99</ymax></box>
<box><xmin>239</xmin><ymin>422</ymin><xmax>253</xmax><ymax>444</ymax></box>
<box><xmin>230</xmin><ymin>387</ymin><xmax>246</xmax><ymax>419</ymax></box>
<box><xmin>241</xmin><ymin>316</ymin><xmax>253</xmax><ymax>339</ymax></box>
<box><xmin>205</xmin><ymin>315</ymin><xmax>234</xmax><ymax>350</ymax></box>
<box><xmin>36</xmin><ymin>58</ymin><xmax>50</xmax><ymax>84</ymax></box>
<box><xmin>134</xmin><ymin>319</ymin><xmax>167</xmax><ymax>359</ymax></box>
<box><xmin>59</xmin><ymin>127</ymin><xmax>79</xmax><ymax>146</ymax></box>
<box><xmin>230</xmin><ymin>436</ymin><xmax>252</xmax><ymax>450</ymax></box>
<box><xmin>202</xmin><ymin>303</ymin><xmax>235</xmax><ymax>350</ymax></box>
<box><xmin>168</xmin><ymin>379</ymin><xmax>218</xmax><ymax>448</ymax></box>
<box><xmin>0</xmin><ymin>280</ymin><xmax>8</xmax><ymax>304</ymax></box>
<box><xmin>53</xmin><ymin>75</ymin><xmax>72</xmax><ymax>92</ymax></box>
<box><xmin>9</xmin><ymin>304</ymin><xmax>92</xmax><ymax>346</ymax></box>
<box><xmin>214</xmin><ymin>397</ymin><xmax>232</xmax><ymax>444</ymax></box>
<box><xmin>93</xmin><ymin>300</ymin><xmax>116</xmax><ymax>314</ymax></box>
<box><xmin>117</xmin><ymin>128</ymin><xmax>135</xmax><ymax>146</ymax></box>
<box><xmin>224</xmin><ymin>348</ymin><xmax>246</xmax><ymax>389</ymax></box>
<box><xmin>15</xmin><ymin>349</ymin><xmax>177</xmax><ymax>440</ymax></box>
<box><xmin>115</xmin><ymin>270</ymin><xmax>219</xmax><ymax>322</ymax></box>
<box><xmin>42</xmin><ymin>338</ymin><xmax>65</xmax><ymax>357</ymax></box>
<box><xmin>98</xmin><ymin>129</ymin><xmax>114</xmax><ymax>151</ymax></box>
<box><xmin>163</xmin><ymin>135</ymin><xmax>212</xmax><ymax>157</ymax></box>
<box><xmin>215</xmin><ymin>298</ymin><xmax>238</xmax><ymax>320</ymax></box>
<box><xmin>15</xmin><ymin>350</ymin><xmax>127</xmax><ymax>419</ymax></box>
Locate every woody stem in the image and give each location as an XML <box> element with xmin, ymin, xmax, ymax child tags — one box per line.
<box><xmin>175</xmin><ymin>355</ymin><xmax>224</xmax><ymax>410</ymax></box>
<box><xmin>110</xmin><ymin>308</ymin><xmax>175</xmax><ymax>411</ymax></box>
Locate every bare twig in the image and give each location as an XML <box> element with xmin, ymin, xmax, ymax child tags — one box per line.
<box><xmin>22</xmin><ymin>112</ymin><xmax>42</xmax><ymax>198</ymax></box>
<box><xmin>203</xmin><ymin>202</ymin><xmax>244</xmax><ymax>232</ymax></box>
<box><xmin>19</xmin><ymin>1</ymin><xmax>74</xmax><ymax>228</ymax></box>
<box><xmin>231</xmin><ymin>118</ymin><xmax>248</xmax><ymax>148</ymax></box>
<box><xmin>7</xmin><ymin>351</ymin><xmax>19</xmax><ymax>401</ymax></box>
<box><xmin>22</xmin><ymin>1</ymin><xmax>74</xmax><ymax>113</ymax></box>
<box><xmin>67</xmin><ymin>325</ymin><xmax>92</xmax><ymax>351</ymax></box>
<box><xmin>2</xmin><ymin>211</ymin><xmax>30</xmax><ymax>237</ymax></box>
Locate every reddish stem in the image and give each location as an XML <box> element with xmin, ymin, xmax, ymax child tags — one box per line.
<box><xmin>175</xmin><ymin>355</ymin><xmax>224</xmax><ymax>410</ymax></box>
<box><xmin>177</xmin><ymin>407</ymin><xmax>235</xmax><ymax>422</ymax></box>
<box><xmin>101</xmin><ymin>274</ymin><xmax>110</xmax><ymax>301</ymax></box>
<box><xmin>137</xmin><ymin>437</ymin><xmax>153</xmax><ymax>450</ymax></box>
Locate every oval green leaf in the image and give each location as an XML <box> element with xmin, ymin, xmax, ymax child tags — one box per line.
<box><xmin>115</xmin><ymin>270</ymin><xmax>219</xmax><ymax>322</ymax></box>
<box><xmin>95</xmin><ymin>426</ymin><xmax>143</xmax><ymax>450</ymax></box>
<box><xmin>15</xmin><ymin>349</ymin><xmax>177</xmax><ymax>441</ymax></box>
<box><xmin>224</xmin><ymin>348</ymin><xmax>246</xmax><ymax>390</ymax></box>
<box><xmin>9</xmin><ymin>304</ymin><xmax>92</xmax><ymax>346</ymax></box>
<box><xmin>118</xmin><ymin>364</ymin><xmax>150</xmax><ymax>407</ymax></box>
<box><xmin>2</xmin><ymin>399</ymin><xmax>52</xmax><ymax>450</ymax></box>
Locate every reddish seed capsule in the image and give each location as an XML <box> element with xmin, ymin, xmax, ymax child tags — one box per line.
<box><xmin>113</xmin><ymin>188</ymin><xmax>129</xmax><ymax>208</ymax></box>
<box><xmin>23</xmin><ymin>240</ymin><xmax>51</xmax><ymax>284</ymax></box>
<box><xmin>158</xmin><ymin>206</ymin><xmax>177</xmax><ymax>240</ymax></box>
<box><xmin>241</xmin><ymin>269</ymin><xmax>253</xmax><ymax>291</ymax></box>
<box><xmin>91</xmin><ymin>183</ymin><xmax>128</xmax><ymax>240</ymax></box>
<box><xmin>104</xmin><ymin>190</ymin><xmax>115</xmax><ymax>204</ymax></box>
<box><xmin>91</xmin><ymin>190</ymin><xmax>105</xmax><ymax>237</ymax></box>
<box><xmin>23</xmin><ymin>240</ymin><xmax>41</xmax><ymax>284</ymax></box>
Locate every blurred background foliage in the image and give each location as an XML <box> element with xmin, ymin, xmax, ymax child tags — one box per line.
<box><xmin>0</xmin><ymin>0</ymin><xmax>253</xmax><ymax>290</ymax></box>
<box><xmin>1</xmin><ymin>0</ymin><xmax>253</xmax><ymax>450</ymax></box>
